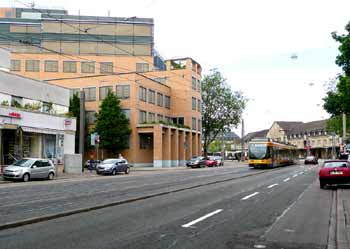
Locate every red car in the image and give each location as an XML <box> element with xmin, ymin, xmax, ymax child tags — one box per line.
<box><xmin>319</xmin><ymin>160</ymin><xmax>350</xmax><ymax>189</ymax></box>
<box><xmin>205</xmin><ymin>157</ymin><xmax>218</xmax><ymax>167</ymax></box>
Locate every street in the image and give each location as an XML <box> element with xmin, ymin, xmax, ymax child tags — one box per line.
<box><xmin>0</xmin><ymin>161</ymin><xmax>340</xmax><ymax>249</ymax></box>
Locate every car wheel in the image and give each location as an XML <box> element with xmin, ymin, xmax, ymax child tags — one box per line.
<box><xmin>22</xmin><ymin>173</ymin><xmax>30</xmax><ymax>182</ymax></box>
<box><xmin>320</xmin><ymin>180</ymin><xmax>326</xmax><ymax>189</ymax></box>
<box><xmin>47</xmin><ymin>172</ymin><xmax>54</xmax><ymax>180</ymax></box>
<box><xmin>125</xmin><ymin>167</ymin><xmax>130</xmax><ymax>174</ymax></box>
<box><xmin>112</xmin><ymin>169</ymin><xmax>117</xmax><ymax>176</ymax></box>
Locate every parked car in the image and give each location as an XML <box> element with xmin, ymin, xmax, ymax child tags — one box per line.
<box><xmin>211</xmin><ymin>156</ymin><xmax>224</xmax><ymax>166</ymax></box>
<box><xmin>304</xmin><ymin>156</ymin><xmax>318</xmax><ymax>165</ymax></box>
<box><xmin>3</xmin><ymin>158</ymin><xmax>55</xmax><ymax>182</ymax></box>
<box><xmin>319</xmin><ymin>160</ymin><xmax>350</xmax><ymax>189</ymax></box>
<box><xmin>206</xmin><ymin>157</ymin><xmax>218</xmax><ymax>167</ymax></box>
<box><xmin>84</xmin><ymin>160</ymin><xmax>101</xmax><ymax>170</ymax></box>
<box><xmin>186</xmin><ymin>156</ymin><xmax>206</xmax><ymax>168</ymax></box>
<box><xmin>96</xmin><ymin>158</ymin><xmax>130</xmax><ymax>175</ymax></box>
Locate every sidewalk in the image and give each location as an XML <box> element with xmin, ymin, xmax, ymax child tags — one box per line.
<box><xmin>336</xmin><ymin>189</ymin><xmax>350</xmax><ymax>249</ymax></box>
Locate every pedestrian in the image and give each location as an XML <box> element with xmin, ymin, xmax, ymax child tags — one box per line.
<box><xmin>118</xmin><ymin>153</ymin><xmax>124</xmax><ymax>159</ymax></box>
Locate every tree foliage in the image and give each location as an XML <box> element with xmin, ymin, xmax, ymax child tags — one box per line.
<box><xmin>324</xmin><ymin>21</ymin><xmax>350</xmax><ymax>137</ymax></box>
<box><xmin>95</xmin><ymin>91</ymin><xmax>131</xmax><ymax>154</ymax></box>
<box><xmin>69</xmin><ymin>93</ymin><xmax>80</xmax><ymax>153</ymax></box>
<box><xmin>202</xmin><ymin>69</ymin><xmax>246</xmax><ymax>156</ymax></box>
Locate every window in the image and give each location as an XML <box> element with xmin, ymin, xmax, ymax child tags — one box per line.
<box><xmin>139</xmin><ymin>87</ymin><xmax>147</xmax><ymax>102</ymax></box>
<box><xmin>83</xmin><ymin>87</ymin><xmax>96</xmax><ymax>101</ymax></box>
<box><xmin>116</xmin><ymin>85</ymin><xmax>130</xmax><ymax>99</ymax></box>
<box><xmin>136</xmin><ymin>63</ymin><xmax>149</xmax><ymax>72</ymax></box>
<box><xmin>192</xmin><ymin>97</ymin><xmax>196</xmax><ymax>110</ymax></box>
<box><xmin>100</xmin><ymin>62</ymin><xmax>113</xmax><ymax>73</ymax></box>
<box><xmin>85</xmin><ymin>111</ymin><xmax>97</xmax><ymax>125</ymax></box>
<box><xmin>157</xmin><ymin>93</ymin><xmax>163</xmax><ymax>107</ymax></box>
<box><xmin>197</xmin><ymin>99</ymin><xmax>201</xmax><ymax>112</ymax></box>
<box><xmin>139</xmin><ymin>110</ymin><xmax>147</xmax><ymax>123</ymax></box>
<box><xmin>63</xmin><ymin>61</ymin><xmax>77</xmax><ymax>73</ymax></box>
<box><xmin>70</xmin><ymin>89</ymin><xmax>80</xmax><ymax>98</ymax></box>
<box><xmin>154</xmin><ymin>77</ymin><xmax>166</xmax><ymax>84</ymax></box>
<box><xmin>99</xmin><ymin>86</ymin><xmax>113</xmax><ymax>100</ymax></box>
<box><xmin>192</xmin><ymin>117</ymin><xmax>196</xmax><ymax>130</ymax></box>
<box><xmin>197</xmin><ymin>79</ymin><xmax>201</xmax><ymax>92</ymax></box>
<box><xmin>148</xmin><ymin>112</ymin><xmax>155</xmax><ymax>122</ymax></box>
<box><xmin>148</xmin><ymin>89</ymin><xmax>155</xmax><ymax>104</ymax></box>
<box><xmin>157</xmin><ymin>114</ymin><xmax>163</xmax><ymax>121</ymax></box>
<box><xmin>25</xmin><ymin>60</ymin><xmax>39</xmax><ymax>72</ymax></box>
<box><xmin>11</xmin><ymin>96</ymin><xmax>23</xmax><ymax>107</ymax></box>
<box><xmin>44</xmin><ymin>60</ymin><xmax>58</xmax><ymax>72</ymax></box>
<box><xmin>10</xmin><ymin>60</ymin><xmax>21</xmax><ymax>71</ymax></box>
<box><xmin>42</xmin><ymin>102</ymin><xmax>53</xmax><ymax>113</ymax></box>
<box><xmin>192</xmin><ymin>76</ymin><xmax>197</xmax><ymax>90</ymax></box>
<box><xmin>121</xmin><ymin>109</ymin><xmax>130</xmax><ymax>119</ymax></box>
<box><xmin>139</xmin><ymin>134</ymin><xmax>153</xmax><ymax>149</ymax></box>
<box><xmin>81</xmin><ymin>62</ymin><xmax>95</xmax><ymax>73</ymax></box>
<box><xmin>165</xmin><ymin>96</ymin><xmax>171</xmax><ymax>109</ymax></box>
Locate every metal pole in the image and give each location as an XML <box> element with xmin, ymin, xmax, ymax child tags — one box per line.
<box><xmin>241</xmin><ymin>119</ymin><xmax>245</xmax><ymax>162</ymax></box>
<box><xmin>343</xmin><ymin>113</ymin><xmax>346</xmax><ymax>144</ymax></box>
<box><xmin>221</xmin><ymin>130</ymin><xmax>225</xmax><ymax>159</ymax></box>
<box><xmin>79</xmin><ymin>91</ymin><xmax>85</xmax><ymax>172</ymax></box>
<box><xmin>332</xmin><ymin>132</ymin><xmax>335</xmax><ymax>159</ymax></box>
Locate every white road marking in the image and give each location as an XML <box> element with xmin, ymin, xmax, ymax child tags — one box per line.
<box><xmin>267</xmin><ymin>184</ymin><xmax>279</xmax><ymax>189</ymax></box>
<box><xmin>299</xmin><ymin>172</ymin><xmax>304</xmax><ymax>175</ymax></box>
<box><xmin>293</xmin><ymin>174</ymin><xmax>298</xmax><ymax>177</ymax></box>
<box><xmin>283</xmin><ymin>178</ymin><xmax>290</xmax><ymax>182</ymax></box>
<box><xmin>181</xmin><ymin>209</ymin><xmax>223</xmax><ymax>228</ymax></box>
<box><xmin>241</xmin><ymin>192</ymin><xmax>260</xmax><ymax>200</ymax></box>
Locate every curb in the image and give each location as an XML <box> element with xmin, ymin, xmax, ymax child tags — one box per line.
<box><xmin>0</xmin><ymin>168</ymin><xmax>274</xmax><ymax>231</ymax></box>
<box><xmin>327</xmin><ymin>190</ymin><xmax>337</xmax><ymax>249</ymax></box>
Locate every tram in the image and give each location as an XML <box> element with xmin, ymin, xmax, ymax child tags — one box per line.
<box><xmin>248</xmin><ymin>138</ymin><xmax>297</xmax><ymax>168</ymax></box>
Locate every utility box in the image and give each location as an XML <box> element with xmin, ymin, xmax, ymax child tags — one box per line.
<box><xmin>63</xmin><ymin>154</ymin><xmax>82</xmax><ymax>174</ymax></box>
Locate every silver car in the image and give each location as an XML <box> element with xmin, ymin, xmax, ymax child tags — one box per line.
<box><xmin>96</xmin><ymin>158</ymin><xmax>130</xmax><ymax>175</ymax></box>
<box><xmin>3</xmin><ymin>158</ymin><xmax>55</xmax><ymax>182</ymax></box>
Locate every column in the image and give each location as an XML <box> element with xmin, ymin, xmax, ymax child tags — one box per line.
<box><xmin>197</xmin><ymin>134</ymin><xmax>202</xmax><ymax>156</ymax></box>
<box><xmin>178</xmin><ymin>130</ymin><xmax>185</xmax><ymax>166</ymax></box>
<box><xmin>0</xmin><ymin>129</ymin><xmax>2</xmax><ymax>165</ymax></box>
<box><xmin>153</xmin><ymin>125</ymin><xmax>163</xmax><ymax>168</ymax></box>
<box><xmin>192</xmin><ymin>132</ymin><xmax>198</xmax><ymax>156</ymax></box>
<box><xmin>185</xmin><ymin>131</ymin><xmax>192</xmax><ymax>160</ymax></box>
<box><xmin>163</xmin><ymin>127</ymin><xmax>171</xmax><ymax>167</ymax></box>
<box><xmin>171</xmin><ymin>129</ymin><xmax>179</xmax><ymax>167</ymax></box>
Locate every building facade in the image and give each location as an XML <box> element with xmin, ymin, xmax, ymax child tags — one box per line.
<box><xmin>245</xmin><ymin>121</ymin><xmax>341</xmax><ymax>159</ymax></box>
<box><xmin>0</xmin><ymin>49</ymin><xmax>76</xmax><ymax>165</ymax></box>
<box><xmin>0</xmin><ymin>7</ymin><xmax>202</xmax><ymax>167</ymax></box>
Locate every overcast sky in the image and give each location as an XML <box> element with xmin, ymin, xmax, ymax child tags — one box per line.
<box><xmin>3</xmin><ymin>0</ymin><xmax>350</xmax><ymax>135</ymax></box>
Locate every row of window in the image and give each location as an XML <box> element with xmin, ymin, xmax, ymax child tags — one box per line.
<box><xmin>286</xmin><ymin>130</ymin><xmax>328</xmax><ymax>139</ymax></box>
<box><xmin>85</xmin><ymin>109</ymin><xmax>130</xmax><ymax>125</ymax></box>
<box><xmin>11</xmin><ymin>59</ymin><xmax>150</xmax><ymax>74</ymax></box>
<box><xmin>139</xmin><ymin>87</ymin><xmax>171</xmax><ymax>109</ymax></box>
<box><xmin>192</xmin><ymin>97</ymin><xmax>201</xmax><ymax>112</ymax></box>
<box><xmin>70</xmin><ymin>85</ymin><xmax>130</xmax><ymax>102</ymax></box>
<box><xmin>192</xmin><ymin>76</ymin><xmax>201</xmax><ymax>92</ymax></box>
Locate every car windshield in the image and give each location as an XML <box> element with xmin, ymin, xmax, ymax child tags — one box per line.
<box><xmin>12</xmin><ymin>159</ymin><xmax>34</xmax><ymax>167</ymax></box>
<box><xmin>102</xmin><ymin>159</ymin><xmax>119</xmax><ymax>164</ymax></box>
<box><xmin>190</xmin><ymin>157</ymin><xmax>200</xmax><ymax>160</ymax></box>
<box><xmin>306</xmin><ymin>156</ymin><xmax>315</xmax><ymax>160</ymax></box>
<box><xmin>324</xmin><ymin>162</ymin><xmax>348</xmax><ymax>168</ymax></box>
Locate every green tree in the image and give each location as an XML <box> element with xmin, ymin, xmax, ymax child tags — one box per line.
<box><xmin>69</xmin><ymin>93</ymin><xmax>80</xmax><ymax>153</ymax></box>
<box><xmin>202</xmin><ymin>69</ymin><xmax>246</xmax><ymax>156</ymax></box>
<box><xmin>95</xmin><ymin>91</ymin><xmax>131</xmax><ymax>154</ymax></box>
<box><xmin>323</xmin><ymin>21</ymin><xmax>350</xmax><ymax>138</ymax></box>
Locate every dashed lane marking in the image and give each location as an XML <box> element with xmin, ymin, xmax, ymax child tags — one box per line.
<box><xmin>267</xmin><ymin>184</ymin><xmax>279</xmax><ymax>189</ymax></box>
<box><xmin>182</xmin><ymin>209</ymin><xmax>223</xmax><ymax>228</ymax></box>
<box><xmin>241</xmin><ymin>192</ymin><xmax>260</xmax><ymax>200</ymax></box>
<box><xmin>283</xmin><ymin>178</ymin><xmax>290</xmax><ymax>182</ymax></box>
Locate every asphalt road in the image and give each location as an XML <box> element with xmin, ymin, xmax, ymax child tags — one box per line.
<box><xmin>0</xmin><ymin>163</ymin><xmax>334</xmax><ymax>249</ymax></box>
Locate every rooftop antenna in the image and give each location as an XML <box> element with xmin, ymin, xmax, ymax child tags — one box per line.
<box><xmin>29</xmin><ymin>1</ymin><xmax>35</xmax><ymax>8</ymax></box>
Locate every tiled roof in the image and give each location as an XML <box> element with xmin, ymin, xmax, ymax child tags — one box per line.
<box><xmin>244</xmin><ymin>129</ymin><xmax>269</xmax><ymax>142</ymax></box>
<box><xmin>289</xmin><ymin>120</ymin><xmax>327</xmax><ymax>135</ymax></box>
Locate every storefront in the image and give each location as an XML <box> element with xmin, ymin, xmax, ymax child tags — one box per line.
<box><xmin>0</xmin><ymin>106</ymin><xmax>76</xmax><ymax>165</ymax></box>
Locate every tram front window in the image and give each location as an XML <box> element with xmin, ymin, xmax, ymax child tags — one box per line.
<box><xmin>249</xmin><ymin>144</ymin><xmax>271</xmax><ymax>159</ymax></box>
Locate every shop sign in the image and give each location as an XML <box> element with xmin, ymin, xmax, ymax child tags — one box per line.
<box><xmin>8</xmin><ymin>112</ymin><xmax>21</xmax><ymax>119</ymax></box>
<box><xmin>64</xmin><ymin>119</ymin><xmax>72</xmax><ymax>126</ymax></box>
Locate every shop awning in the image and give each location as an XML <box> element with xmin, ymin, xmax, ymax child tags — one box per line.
<box><xmin>21</xmin><ymin>126</ymin><xmax>64</xmax><ymax>135</ymax></box>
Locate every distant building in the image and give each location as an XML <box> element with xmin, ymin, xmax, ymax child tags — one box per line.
<box><xmin>245</xmin><ymin>121</ymin><xmax>341</xmax><ymax>159</ymax></box>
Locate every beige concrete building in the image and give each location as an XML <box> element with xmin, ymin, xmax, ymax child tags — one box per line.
<box><xmin>0</xmin><ymin>7</ymin><xmax>202</xmax><ymax>167</ymax></box>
